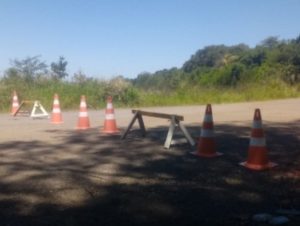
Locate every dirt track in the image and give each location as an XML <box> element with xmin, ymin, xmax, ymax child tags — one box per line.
<box><xmin>0</xmin><ymin>98</ymin><xmax>300</xmax><ymax>226</ymax></box>
<box><xmin>1</xmin><ymin>98</ymin><xmax>300</xmax><ymax>142</ymax></box>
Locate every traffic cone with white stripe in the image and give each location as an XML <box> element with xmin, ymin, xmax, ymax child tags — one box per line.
<box><xmin>51</xmin><ymin>93</ymin><xmax>63</xmax><ymax>124</ymax></box>
<box><xmin>76</xmin><ymin>95</ymin><xmax>90</xmax><ymax>130</ymax></box>
<box><xmin>11</xmin><ymin>90</ymin><xmax>19</xmax><ymax>115</ymax></box>
<box><xmin>102</xmin><ymin>96</ymin><xmax>119</xmax><ymax>133</ymax></box>
<box><xmin>240</xmin><ymin>109</ymin><xmax>277</xmax><ymax>170</ymax></box>
<box><xmin>192</xmin><ymin>104</ymin><xmax>222</xmax><ymax>157</ymax></box>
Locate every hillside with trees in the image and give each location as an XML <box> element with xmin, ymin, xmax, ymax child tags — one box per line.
<box><xmin>134</xmin><ymin>36</ymin><xmax>300</xmax><ymax>90</ymax></box>
<box><xmin>0</xmin><ymin>35</ymin><xmax>299</xmax><ymax>111</ymax></box>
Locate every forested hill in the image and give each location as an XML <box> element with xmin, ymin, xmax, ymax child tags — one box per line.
<box><xmin>132</xmin><ymin>36</ymin><xmax>300</xmax><ymax>91</ymax></box>
<box><xmin>0</xmin><ymin>35</ymin><xmax>299</xmax><ymax>110</ymax></box>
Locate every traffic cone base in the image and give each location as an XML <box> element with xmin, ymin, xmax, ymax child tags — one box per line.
<box><xmin>240</xmin><ymin>161</ymin><xmax>277</xmax><ymax>170</ymax></box>
<box><xmin>240</xmin><ymin>146</ymin><xmax>277</xmax><ymax>170</ymax></box>
<box><xmin>191</xmin><ymin>151</ymin><xmax>223</xmax><ymax>158</ymax></box>
<box><xmin>51</xmin><ymin>118</ymin><xmax>63</xmax><ymax>124</ymax></box>
<box><xmin>76</xmin><ymin>119</ymin><xmax>90</xmax><ymax>130</ymax></box>
<box><xmin>102</xmin><ymin>120</ymin><xmax>119</xmax><ymax>133</ymax></box>
<box><xmin>77</xmin><ymin>126</ymin><xmax>90</xmax><ymax>130</ymax></box>
<box><xmin>101</xmin><ymin>129</ymin><xmax>120</xmax><ymax>134</ymax></box>
<box><xmin>192</xmin><ymin>137</ymin><xmax>223</xmax><ymax>157</ymax></box>
<box><xmin>77</xmin><ymin>124</ymin><xmax>90</xmax><ymax>130</ymax></box>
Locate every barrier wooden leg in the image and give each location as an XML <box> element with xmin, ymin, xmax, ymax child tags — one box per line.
<box><xmin>178</xmin><ymin>122</ymin><xmax>195</xmax><ymax>146</ymax></box>
<box><xmin>30</xmin><ymin>101</ymin><xmax>49</xmax><ymax>118</ymax></box>
<box><xmin>137</xmin><ymin>114</ymin><xmax>146</xmax><ymax>137</ymax></box>
<box><xmin>121</xmin><ymin>112</ymin><xmax>139</xmax><ymax>139</ymax></box>
<box><xmin>13</xmin><ymin>101</ymin><xmax>25</xmax><ymax>116</ymax></box>
<box><xmin>164</xmin><ymin>116</ymin><xmax>176</xmax><ymax>149</ymax></box>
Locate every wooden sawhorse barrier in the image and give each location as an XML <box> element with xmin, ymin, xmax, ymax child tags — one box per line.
<box><xmin>121</xmin><ymin>110</ymin><xmax>195</xmax><ymax>149</ymax></box>
<box><xmin>13</xmin><ymin>100</ymin><xmax>49</xmax><ymax>118</ymax></box>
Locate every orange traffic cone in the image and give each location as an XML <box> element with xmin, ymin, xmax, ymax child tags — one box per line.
<box><xmin>51</xmin><ymin>93</ymin><xmax>63</xmax><ymax>124</ymax></box>
<box><xmin>192</xmin><ymin>104</ymin><xmax>222</xmax><ymax>157</ymax></box>
<box><xmin>240</xmin><ymin>109</ymin><xmax>277</xmax><ymax>170</ymax></box>
<box><xmin>76</xmin><ymin>95</ymin><xmax>90</xmax><ymax>130</ymax></box>
<box><xmin>101</xmin><ymin>96</ymin><xmax>119</xmax><ymax>133</ymax></box>
<box><xmin>11</xmin><ymin>90</ymin><xmax>19</xmax><ymax>115</ymax></box>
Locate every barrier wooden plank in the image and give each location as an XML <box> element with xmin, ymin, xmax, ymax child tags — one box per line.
<box><xmin>13</xmin><ymin>100</ymin><xmax>34</xmax><ymax>116</ymax></box>
<box><xmin>132</xmin><ymin>110</ymin><xmax>184</xmax><ymax>121</ymax></box>
<box><xmin>13</xmin><ymin>100</ymin><xmax>49</xmax><ymax>118</ymax></box>
<box><xmin>121</xmin><ymin>110</ymin><xmax>195</xmax><ymax>149</ymax></box>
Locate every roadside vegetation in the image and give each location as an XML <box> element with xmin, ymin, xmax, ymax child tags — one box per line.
<box><xmin>0</xmin><ymin>35</ymin><xmax>299</xmax><ymax>112</ymax></box>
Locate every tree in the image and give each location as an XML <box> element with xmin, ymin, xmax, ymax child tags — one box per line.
<box><xmin>4</xmin><ymin>67</ymin><xmax>20</xmax><ymax>80</ymax></box>
<box><xmin>72</xmin><ymin>70</ymin><xmax>90</xmax><ymax>84</ymax></box>
<box><xmin>50</xmin><ymin>56</ymin><xmax>68</xmax><ymax>80</ymax></box>
<box><xmin>221</xmin><ymin>53</ymin><xmax>238</xmax><ymax>66</ymax></box>
<box><xmin>294</xmin><ymin>34</ymin><xmax>300</xmax><ymax>44</ymax></box>
<box><xmin>260</xmin><ymin>36</ymin><xmax>280</xmax><ymax>49</ymax></box>
<box><xmin>182</xmin><ymin>45</ymin><xmax>235</xmax><ymax>72</ymax></box>
<box><xmin>240</xmin><ymin>48</ymin><xmax>266</xmax><ymax>67</ymax></box>
<box><xmin>10</xmin><ymin>55</ymin><xmax>48</xmax><ymax>82</ymax></box>
<box><xmin>133</xmin><ymin>72</ymin><xmax>152</xmax><ymax>89</ymax></box>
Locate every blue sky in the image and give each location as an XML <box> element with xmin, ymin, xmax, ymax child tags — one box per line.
<box><xmin>0</xmin><ymin>0</ymin><xmax>299</xmax><ymax>79</ymax></box>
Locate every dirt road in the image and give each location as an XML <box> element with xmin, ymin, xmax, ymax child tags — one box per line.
<box><xmin>0</xmin><ymin>98</ymin><xmax>299</xmax><ymax>226</ymax></box>
<box><xmin>1</xmin><ymin>98</ymin><xmax>299</xmax><ymax>142</ymax></box>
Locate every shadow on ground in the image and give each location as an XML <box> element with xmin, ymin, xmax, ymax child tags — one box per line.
<box><xmin>0</xmin><ymin>120</ymin><xmax>299</xmax><ymax>226</ymax></box>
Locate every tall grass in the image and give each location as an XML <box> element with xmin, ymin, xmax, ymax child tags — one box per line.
<box><xmin>0</xmin><ymin>79</ymin><xmax>109</xmax><ymax>112</ymax></box>
<box><xmin>0</xmin><ymin>77</ymin><xmax>299</xmax><ymax>113</ymax></box>
<box><xmin>138</xmin><ymin>80</ymin><xmax>300</xmax><ymax>106</ymax></box>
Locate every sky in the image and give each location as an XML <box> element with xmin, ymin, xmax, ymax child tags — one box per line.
<box><xmin>0</xmin><ymin>0</ymin><xmax>299</xmax><ymax>79</ymax></box>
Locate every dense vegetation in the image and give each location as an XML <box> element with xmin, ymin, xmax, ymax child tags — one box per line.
<box><xmin>0</xmin><ymin>35</ymin><xmax>299</xmax><ymax>112</ymax></box>
<box><xmin>133</xmin><ymin>36</ymin><xmax>300</xmax><ymax>104</ymax></box>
